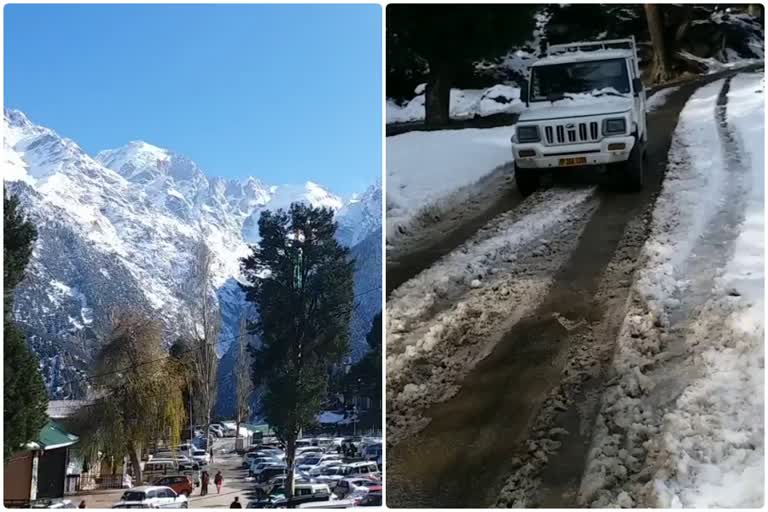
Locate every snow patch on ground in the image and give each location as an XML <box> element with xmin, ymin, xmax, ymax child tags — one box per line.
<box><xmin>386</xmin><ymin>126</ymin><xmax>515</xmax><ymax>246</ymax></box>
<box><xmin>387</xmin><ymin>84</ymin><xmax>524</xmax><ymax>124</ymax></box>
<box><xmin>678</xmin><ymin>50</ymin><xmax>763</xmax><ymax>74</ymax></box>
<box><xmin>646</xmin><ymin>86</ymin><xmax>680</xmax><ymax>113</ymax></box>
<box><xmin>580</xmin><ymin>73</ymin><xmax>764</xmax><ymax>508</ymax></box>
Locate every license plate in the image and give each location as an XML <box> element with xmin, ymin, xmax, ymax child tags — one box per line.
<box><xmin>559</xmin><ymin>157</ymin><xmax>587</xmax><ymax>166</ymax></box>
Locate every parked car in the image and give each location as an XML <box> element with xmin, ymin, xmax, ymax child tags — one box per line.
<box><xmin>190</xmin><ymin>448</ymin><xmax>210</xmax><ymax>465</ymax></box>
<box><xmin>112</xmin><ymin>486</ymin><xmax>188</xmax><ymax>508</ymax></box>
<box><xmin>354</xmin><ymin>487</ymin><xmax>382</xmax><ymax>507</ymax></box>
<box><xmin>31</xmin><ymin>499</ymin><xmax>76</xmax><ymax>508</ymax></box>
<box><xmin>249</xmin><ymin>458</ymin><xmax>281</xmax><ymax>476</ymax></box>
<box><xmin>331</xmin><ymin>478</ymin><xmax>373</xmax><ymax>499</ymax></box>
<box><xmin>343</xmin><ymin>461</ymin><xmax>378</xmax><ymax>478</ymax></box>
<box><xmin>362</xmin><ymin>443</ymin><xmax>381</xmax><ymax>462</ymax></box>
<box><xmin>152</xmin><ymin>476</ymin><xmax>194</xmax><ymax>497</ymax></box>
<box><xmin>254</xmin><ymin>466</ymin><xmax>286</xmax><ymax>485</ymax></box>
<box><xmin>142</xmin><ymin>460</ymin><xmax>178</xmax><ymax>481</ymax></box>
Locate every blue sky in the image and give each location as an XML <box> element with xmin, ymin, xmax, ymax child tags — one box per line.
<box><xmin>4</xmin><ymin>4</ymin><xmax>381</xmax><ymax>197</ymax></box>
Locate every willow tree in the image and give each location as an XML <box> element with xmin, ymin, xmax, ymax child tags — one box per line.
<box><xmin>75</xmin><ymin>311</ymin><xmax>186</xmax><ymax>484</ymax></box>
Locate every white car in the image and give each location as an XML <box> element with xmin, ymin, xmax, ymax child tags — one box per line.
<box><xmin>332</xmin><ymin>478</ymin><xmax>377</xmax><ymax>500</ymax></box>
<box><xmin>112</xmin><ymin>486</ymin><xmax>188</xmax><ymax>508</ymax></box>
<box><xmin>512</xmin><ymin>37</ymin><xmax>647</xmax><ymax>195</ymax></box>
<box><xmin>190</xmin><ymin>448</ymin><xmax>210</xmax><ymax>465</ymax></box>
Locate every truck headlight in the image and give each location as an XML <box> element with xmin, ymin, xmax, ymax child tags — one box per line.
<box><xmin>516</xmin><ymin>125</ymin><xmax>540</xmax><ymax>143</ymax></box>
<box><xmin>603</xmin><ymin>118</ymin><xmax>627</xmax><ymax>135</ymax></box>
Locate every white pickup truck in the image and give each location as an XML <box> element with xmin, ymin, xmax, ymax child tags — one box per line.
<box><xmin>511</xmin><ymin>37</ymin><xmax>647</xmax><ymax>195</ymax></box>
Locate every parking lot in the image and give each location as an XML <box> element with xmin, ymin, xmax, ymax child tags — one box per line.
<box><xmin>72</xmin><ymin>434</ymin><xmax>382</xmax><ymax>508</ymax></box>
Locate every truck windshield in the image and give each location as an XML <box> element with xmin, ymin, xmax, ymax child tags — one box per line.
<box><xmin>530</xmin><ymin>58</ymin><xmax>630</xmax><ymax>101</ymax></box>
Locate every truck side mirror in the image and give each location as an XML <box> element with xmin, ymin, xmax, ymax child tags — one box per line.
<box><xmin>632</xmin><ymin>77</ymin><xmax>643</xmax><ymax>96</ymax></box>
<box><xmin>520</xmin><ymin>80</ymin><xmax>529</xmax><ymax>105</ymax></box>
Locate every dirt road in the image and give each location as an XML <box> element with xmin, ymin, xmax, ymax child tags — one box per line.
<box><xmin>385</xmin><ymin>69</ymin><xmax>758</xmax><ymax>508</ymax></box>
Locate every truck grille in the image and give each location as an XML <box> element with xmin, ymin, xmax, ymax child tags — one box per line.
<box><xmin>543</xmin><ymin>121</ymin><xmax>600</xmax><ymax>145</ymax></box>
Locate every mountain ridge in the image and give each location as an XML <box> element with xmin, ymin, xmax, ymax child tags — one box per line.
<box><xmin>5</xmin><ymin>108</ymin><xmax>382</xmax><ymax>405</ymax></box>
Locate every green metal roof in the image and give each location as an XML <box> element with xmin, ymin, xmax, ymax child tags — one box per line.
<box><xmin>36</xmin><ymin>420</ymin><xmax>79</xmax><ymax>450</ymax></box>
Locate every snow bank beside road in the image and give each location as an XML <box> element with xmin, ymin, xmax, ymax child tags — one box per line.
<box><xmin>654</xmin><ymin>71</ymin><xmax>764</xmax><ymax>508</ymax></box>
<box><xmin>386</xmin><ymin>126</ymin><xmax>514</xmax><ymax>244</ymax></box>
<box><xmin>581</xmin><ymin>73</ymin><xmax>764</xmax><ymax>508</ymax></box>
<box><xmin>646</xmin><ymin>86</ymin><xmax>680</xmax><ymax>113</ymax></box>
<box><xmin>387</xmin><ymin>84</ymin><xmax>524</xmax><ymax>124</ymax></box>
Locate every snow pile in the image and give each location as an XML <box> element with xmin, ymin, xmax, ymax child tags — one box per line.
<box><xmin>386</xmin><ymin>126</ymin><xmax>514</xmax><ymax>244</ymax></box>
<box><xmin>646</xmin><ymin>86</ymin><xmax>680</xmax><ymax>113</ymax></box>
<box><xmin>580</xmin><ymin>73</ymin><xmax>764</xmax><ymax>507</ymax></box>
<box><xmin>387</xmin><ymin>83</ymin><xmax>524</xmax><ymax>124</ymax></box>
<box><xmin>387</xmin><ymin>187</ymin><xmax>598</xmax><ymax>442</ymax></box>
<box><xmin>652</xmin><ymin>72</ymin><xmax>764</xmax><ymax>508</ymax></box>
<box><xmin>678</xmin><ymin>50</ymin><xmax>763</xmax><ymax>74</ymax></box>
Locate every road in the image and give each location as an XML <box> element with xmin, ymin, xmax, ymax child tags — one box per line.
<box><xmin>385</xmin><ymin>68</ymin><xmax>760</xmax><ymax>508</ymax></box>
<box><xmin>73</xmin><ymin>438</ymin><xmax>253</xmax><ymax>508</ymax></box>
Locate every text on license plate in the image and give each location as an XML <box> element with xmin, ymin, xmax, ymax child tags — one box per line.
<box><xmin>559</xmin><ymin>157</ymin><xmax>587</xmax><ymax>166</ymax></box>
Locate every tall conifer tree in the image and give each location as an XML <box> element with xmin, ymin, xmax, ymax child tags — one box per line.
<box><xmin>241</xmin><ymin>203</ymin><xmax>354</xmax><ymax>501</ymax></box>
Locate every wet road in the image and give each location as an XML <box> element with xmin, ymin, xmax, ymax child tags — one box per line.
<box><xmin>385</xmin><ymin>70</ymin><xmax>757</xmax><ymax>508</ymax></box>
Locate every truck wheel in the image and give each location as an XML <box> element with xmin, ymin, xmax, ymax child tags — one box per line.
<box><xmin>624</xmin><ymin>142</ymin><xmax>645</xmax><ymax>192</ymax></box>
<box><xmin>515</xmin><ymin>166</ymin><xmax>540</xmax><ymax>197</ymax></box>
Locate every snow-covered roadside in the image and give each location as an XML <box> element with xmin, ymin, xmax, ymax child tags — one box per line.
<box><xmin>386</xmin><ymin>126</ymin><xmax>515</xmax><ymax>245</ymax></box>
<box><xmin>387</xmin><ymin>84</ymin><xmax>524</xmax><ymax>124</ymax></box>
<box><xmin>646</xmin><ymin>86</ymin><xmax>680</xmax><ymax>113</ymax></box>
<box><xmin>580</xmin><ymin>73</ymin><xmax>764</xmax><ymax>507</ymax></box>
<box><xmin>652</xmin><ymin>72</ymin><xmax>764</xmax><ymax>508</ymax></box>
<box><xmin>387</xmin><ymin>187</ymin><xmax>598</xmax><ymax>442</ymax></box>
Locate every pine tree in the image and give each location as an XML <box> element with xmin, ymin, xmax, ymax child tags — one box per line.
<box><xmin>343</xmin><ymin>314</ymin><xmax>382</xmax><ymax>428</ymax></box>
<box><xmin>3</xmin><ymin>189</ymin><xmax>48</xmax><ymax>461</ymax></box>
<box><xmin>241</xmin><ymin>203</ymin><xmax>354</xmax><ymax>502</ymax></box>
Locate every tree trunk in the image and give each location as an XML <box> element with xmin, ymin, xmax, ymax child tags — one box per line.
<box><xmin>425</xmin><ymin>66</ymin><xmax>453</xmax><ymax>129</ymax></box>
<box><xmin>645</xmin><ymin>4</ymin><xmax>673</xmax><ymax>84</ymax></box>
<box><xmin>128</xmin><ymin>442</ymin><xmax>142</xmax><ymax>486</ymax></box>
<box><xmin>284</xmin><ymin>435</ymin><xmax>297</xmax><ymax>506</ymax></box>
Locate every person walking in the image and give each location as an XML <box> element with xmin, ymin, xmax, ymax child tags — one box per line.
<box><xmin>230</xmin><ymin>497</ymin><xmax>242</xmax><ymax>508</ymax></box>
<box><xmin>78</xmin><ymin>500</ymin><xmax>86</xmax><ymax>508</ymax></box>
<box><xmin>214</xmin><ymin>470</ymin><xmax>223</xmax><ymax>494</ymax></box>
<box><xmin>201</xmin><ymin>470</ymin><xmax>210</xmax><ymax>496</ymax></box>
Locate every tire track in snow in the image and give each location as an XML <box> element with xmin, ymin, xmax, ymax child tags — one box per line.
<box><xmin>387</xmin><ymin>186</ymin><xmax>599</xmax><ymax>444</ymax></box>
<box><xmin>579</xmin><ymin>73</ymin><xmax>757</xmax><ymax>508</ymax></box>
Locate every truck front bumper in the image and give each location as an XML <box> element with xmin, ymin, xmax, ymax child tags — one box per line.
<box><xmin>513</xmin><ymin>136</ymin><xmax>636</xmax><ymax>169</ymax></box>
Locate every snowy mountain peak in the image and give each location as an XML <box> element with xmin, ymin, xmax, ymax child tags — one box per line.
<box><xmin>5</xmin><ymin>108</ymin><xmax>34</xmax><ymax>129</ymax></box>
<box><xmin>5</xmin><ymin>108</ymin><xmax>381</xmax><ymax>403</ymax></box>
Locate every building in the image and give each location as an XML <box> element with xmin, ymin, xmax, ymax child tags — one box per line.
<box><xmin>4</xmin><ymin>420</ymin><xmax>79</xmax><ymax>507</ymax></box>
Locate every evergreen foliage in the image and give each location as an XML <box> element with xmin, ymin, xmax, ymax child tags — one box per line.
<box><xmin>241</xmin><ymin>202</ymin><xmax>354</xmax><ymax>499</ymax></box>
<box><xmin>3</xmin><ymin>189</ymin><xmax>48</xmax><ymax>461</ymax></box>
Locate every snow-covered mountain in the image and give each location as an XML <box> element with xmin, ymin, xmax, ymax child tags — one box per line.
<box><xmin>4</xmin><ymin>109</ymin><xmax>382</xmax><ymax>401</ymax></box>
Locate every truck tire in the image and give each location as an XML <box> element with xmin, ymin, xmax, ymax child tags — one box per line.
<box><xmin>515</xmin><ymin>165</ymin><xmax>540</xmax><ymax>197</ymax></box>
<box><xmin>624</xmin><ymin>141</ymin><xmax>645</xmax><ymax>192</ymax></box>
